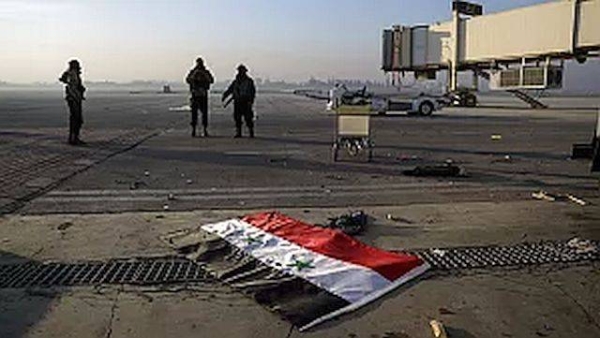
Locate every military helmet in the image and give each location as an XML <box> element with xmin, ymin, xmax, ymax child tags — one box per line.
<box><xmin>68</xmin><ymin>59</ymin><xmax>80</xmax><ymax>69</ymax></box>
<box><xmin>237</xmin><ymin>64</ymin><xmax>248</xmax><ymax>72</ymax></box>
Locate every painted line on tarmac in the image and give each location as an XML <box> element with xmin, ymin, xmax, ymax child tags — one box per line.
<box><xmin>38</xmin><ymin>184</ymin><xmax>530</xmax><ymax>203</ymax></box>
<box><xmin>224</xmin><ymin>150</ymin><xmax>305</xmax><ymax>156</ymax></box>
<box><xmin>45</xmin><ymin>182</ymin><xmax>478</xmax><ymax>197</ymax></box>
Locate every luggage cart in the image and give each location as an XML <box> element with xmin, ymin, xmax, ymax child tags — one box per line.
<box><xmin>332</xmin><ymin>105</ymin><xmax>373</xmax><ymax>162</ymax></box>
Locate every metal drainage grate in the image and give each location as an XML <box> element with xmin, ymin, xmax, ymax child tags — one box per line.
<box><xmin>412</xmin><ymin>240</ymin><xmax>599</xmax><ymax>271</ymax></box>
<box><xmin>0</xmin><ymin>257</ymin><xmax>210</xmax><ymax>289</ymax></box>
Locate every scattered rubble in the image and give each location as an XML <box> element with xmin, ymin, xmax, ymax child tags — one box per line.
<box><xmin>567</xmin><ymin>237</ymin><xmax>597</xmax><ymax>254</ymax></box>
<box><xmin>398</xmin><ymin>154</ymin><xmax>422</xmax><ymax>162</ymax></box>
<box><xmin>386</xmin><ymin>214</ymin><xmax>414</xmax><ymax>224</ymax></box>
<box><xmin>430</xmin><ymin>320</ymin><xmax>448</xmax><ymax>338</ymax></box>
<box><xmin>321</xmin><ymin>210</ymin><xmax>368</xmax><ymax>236</ymax></box>
<box><xmin>438</xmin><ymin>307</ymin><xmax>456</xmax><ymax>315</ymax></box>
<box><xmin>531</xmin><ymin>191</ymin><xmax>588</xmax><ymax>206</ymax></box>
<box><xmin>566</xmin><ymin>194</ymin><xmax>588</xmax><ymax>206</ymax></box>
<box><xmin>57</xmin><ymin>222</ymin><xmax>73</xmax><ymax>231</ymax></box>
<box><xmin>492</xmin><ymin>155</ymin><xmax>513</xmax><ymax>163</ymax></box>
<box><xmin>129</xmin><ymin>180</ymin><xmax>146</xmax><ymax>190</ymax></box>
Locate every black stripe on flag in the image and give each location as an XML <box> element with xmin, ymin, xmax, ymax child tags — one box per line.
<box><xmin>190</xmin><ymin>235</ymin><xmax>350</xmax><ymax>328</ymax></box>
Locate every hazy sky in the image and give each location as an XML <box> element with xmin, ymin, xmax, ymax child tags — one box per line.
<box><xmin>0</xmin><ymin>0</ymin><xmax>553</xmax><ymax>83</ymax></box>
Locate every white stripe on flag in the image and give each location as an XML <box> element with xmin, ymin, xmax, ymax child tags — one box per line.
<box><xmin>202</xmin><ymin>219</ymin><xmax>391</xmax><ymax>303</ymax></box>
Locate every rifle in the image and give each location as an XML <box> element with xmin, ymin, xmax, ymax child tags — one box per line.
<box><xmin>60</xmin><ymin>71</ymin><xmax>85</xmax><ymax>101</ymax></box>
<box><xmin>223</xmin><ymin>96</ymin><xmax>234</xmax><ymax>108</ymax></box>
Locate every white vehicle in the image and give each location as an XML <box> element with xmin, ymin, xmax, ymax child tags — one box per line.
<box><xmin>327</xmin><ymin>85</ymin><xmax>446</xmax><ymax>116</ymax></box>
<box><xmin>372</xmin><ymin>94</ymin><xmax>445</xmax><ymax>116</ymax></box>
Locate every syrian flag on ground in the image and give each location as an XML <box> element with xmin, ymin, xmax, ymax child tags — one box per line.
<box><xmin>167</xmin><ymin>212</ymin><xmax>429</xmax><ymax>331</ymax></box>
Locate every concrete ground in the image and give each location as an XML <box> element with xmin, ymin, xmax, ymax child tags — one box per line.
<box><xmin>0</xmin><ymin>90</ymin><xmax>599</xmax><ymax>337</ymax></box>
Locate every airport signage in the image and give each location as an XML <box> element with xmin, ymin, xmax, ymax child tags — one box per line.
<box><xmin>453</xmin><ymin>1</ymin><xmax>483</xmax><ymax>16</ymax></box>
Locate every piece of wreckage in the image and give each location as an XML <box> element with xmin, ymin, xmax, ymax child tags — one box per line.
<box><xmin>163</xmin><ymin>211</ymin><xmax>429</xmax><ymax>331</ymax></box>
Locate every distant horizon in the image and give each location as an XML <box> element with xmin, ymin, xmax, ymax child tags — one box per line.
<box><xmin>1</xmin><ymin>0</ymin><xmax>557</xmax><ymax>84</ymax></box>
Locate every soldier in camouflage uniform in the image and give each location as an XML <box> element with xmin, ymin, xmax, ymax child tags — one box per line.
<box><xmin>186</xmin><ymin>57</ymin><xmax>214</xmax><ymax>137</ymax></box>
<box><xmin>59</xmin><ymin>59</ymin><xmax>86</xmax><ymax>145</ymax></box>
<box><xmin>222</xmin><ymin>65</ymin><xmax>256</xmax><ymax>138</ymax></box>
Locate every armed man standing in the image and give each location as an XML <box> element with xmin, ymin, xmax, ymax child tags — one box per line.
<box><xmin>222</xmin><ymin>64</ymin><xmax>256</xmax><ymax>138</ymax></box>
<box><xmin>186</xmin><ymin>57</ymin><xmax>214</xmax><ymax>137</ymax></box>
<box><xmin>59</xmin><ymin>59</ymin><xmax>86</xmax><ymax>145</ymax></box>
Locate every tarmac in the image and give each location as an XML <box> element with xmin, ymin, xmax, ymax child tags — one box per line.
<box><xmin>0</xmin><ymin>90</ymin><xmax>599</xmax><ymax>337</ymax></box>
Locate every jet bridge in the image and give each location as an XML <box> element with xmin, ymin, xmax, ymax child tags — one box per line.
<box><xmin>382</xmin><ymin>0</ymin><xmax>600</xmax><ymax>107</ymax></box>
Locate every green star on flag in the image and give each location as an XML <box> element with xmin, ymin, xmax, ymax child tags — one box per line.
<box><xmin>287</xmin><ymin>258</ymin><xmax>315</xmax><ymax>271</ymax></box>
<box><xmin>243</xmin><ymin>235</ymin><xmax>262</xmax><ymax>245</ymax></box>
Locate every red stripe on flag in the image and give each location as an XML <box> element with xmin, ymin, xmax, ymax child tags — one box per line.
<box><xmin>242</xmin><ymin>212</ymin><xmax>424</xmax><ymax>281</ymax></box>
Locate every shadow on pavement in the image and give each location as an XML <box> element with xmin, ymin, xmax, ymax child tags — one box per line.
<box><xmin>0</xmin><ymin>251</ymin><xmax>57</xmax><ymax>338</ymax></box>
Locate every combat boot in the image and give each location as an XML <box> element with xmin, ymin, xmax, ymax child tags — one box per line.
<box><xmin>249</xmin><ymin>127</ymin><xmax>255</xmax><ymax>138</ymax></box>
<box><xmin>202</xmin><ymin>127</ymin><xmax>209</xmax><ymax>137</ymax></box>
<box><xmin>191</xmin><ymin>126</ymin><xmax>197</xmax><ymax>137</ymax></box>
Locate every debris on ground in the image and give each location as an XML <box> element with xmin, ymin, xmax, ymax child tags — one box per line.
<box><xmin>532</xmin><ymin>190</ymin><xmax>556</xmax><ymax>202</ymax></box>
<box><xmin>398</xmin><ymin>154</ymin><xmax>422</xmax><ymax>162</ymax></box>
<box><xmin>491</xmin><ymin>134</ymin><xmax>503</xmax><ymax>141</ymax></box>
<box><xmin>129</xmin><ymin>180</ymin><xmax>146</xmax><ymax>190</ymax></box>
<box><xmin>57</xmin><ymin>222</ymin><xmax>73</xmax><ymax>231</ymax></box>
<box><xmin>268</xmin><ymin>158</ymin><xmax>287</xmax><ymax>164</ymax></box>
<box><xmin>438</xmin><ymin>307</ymin><xmax>456</xmax><ymax>315</ymax></box>
<box><xmin>532</xmin><ymin>191</ymin><xmax>588</xmax><ymax>206</ymax></box>
<box><xmin>492</xmin><ymin>155</ymin><xmax>513</xmax><ymax>163</ymax></box>
<box><xmin>167</xmin><ymin>193</ymin><xmax>176</xmax><ymax>201</ymax></box>
<box><xmin>163</xmin><ymin>204</ymin><xmax>170</xmax><ymax>211</ymax></box>
<box><xmin>567</xmin><ymin>237</ymin><xmax>598</xmax><ymax>254</ymax></box>
<box><xmin>566</xmin><ymin>194</ymin><xmax>588</xmax><ymax>206</ymax></box>
<box><xmin>321</xmin><ymin>210</ymin><xmax>368</xmax><ymax>235</ymax></box>
<box><xmin>144</xmin><ymin>171</ymin><xmax>150</xmax><ymax>177</ymax></box>
<box><xmin>186</xmin><ymin>179</ymin><xmax>193</xmax><ymax>185</ymax></box>
<box><xmin>386</xmin><ymin>214</ymin><xmax>414</xmax><ymax>224</ymax></box>
<box><xmin>403</xmin><ymin>163</ymin><xmax>465</xmax><ymax>177</ymax></box>
<box><xmin>430</xmin><ymin>320</ymin><xmax>449</xmax><ymax>338</ymax></box>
